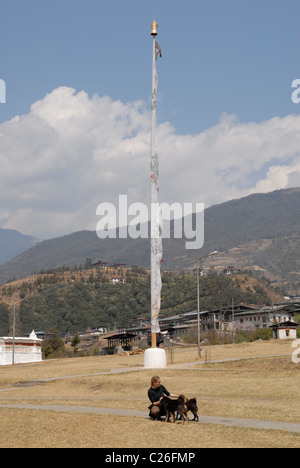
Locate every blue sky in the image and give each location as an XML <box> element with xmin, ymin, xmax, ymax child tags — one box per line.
<box><xmin>0</xmin><ymin>0</ymin><xmax>300</xmax><ymax>238</ymax></box>
<box><xmin>1</xmin><ymin>0</ymin><xmax>299</xmax><ymax>133</ymax></box>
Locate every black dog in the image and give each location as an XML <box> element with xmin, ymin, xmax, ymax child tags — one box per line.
<box><xmin>176</xmin><ymin>397</ymin><xmax>199</xmax><ymax>422</ymax></box>
<box><xmin>160</xmin><ymin>394</ymin><xmax>189</xmax><ymax>424</ymax></box>
<box><xmin>186</xmin><ymin>398</ymin><xmax>199</xmax><ymax>422</ymax></box>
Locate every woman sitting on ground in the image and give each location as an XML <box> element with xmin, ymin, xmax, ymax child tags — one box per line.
<box><xmin>148</xmin><ymin>375</ymin><xmax>178</xmax><ymax>420</ymax></box>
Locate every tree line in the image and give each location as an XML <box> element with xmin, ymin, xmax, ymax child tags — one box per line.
<box><xmin>0</xmin><ymin>271</ymin><xmax>279</xmax><ymax>336</ymax></box>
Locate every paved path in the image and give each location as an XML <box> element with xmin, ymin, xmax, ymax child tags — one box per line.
<box><xmin>0</xmin><ymin>403</ymin><xmax>299</xmax><ymax>434</ymax></box>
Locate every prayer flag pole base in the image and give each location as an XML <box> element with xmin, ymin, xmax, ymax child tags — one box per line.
<box><xmin>143</xmin><ymin>347</ymin><xmax>166</xmax><ymax>369</ymax></box>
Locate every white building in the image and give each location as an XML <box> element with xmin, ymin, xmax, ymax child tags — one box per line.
<box><xmin>270</xmin><ymin>321</ymin><xmax>299</xmax><ymax>340</ymax></box>
<box><xmin>0</xmin><ymin>330</ymin><xmax>42</xmax><ymax>366</ymax></box>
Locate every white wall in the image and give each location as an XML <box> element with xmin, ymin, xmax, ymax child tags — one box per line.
<box><xmin>0</xmin><ymin>337</ymin><xmax>42</xmax><ymax>366</ymax></box>
<box><xmin>273</xmin><ymin>328</ymin><xmax>297</xmax><ymax>340</ymax></box>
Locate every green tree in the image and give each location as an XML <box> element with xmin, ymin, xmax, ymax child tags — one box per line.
<box><xmin>0</xmin><ymin>303</ymin><xmax>9</xmax><ymax>336</ymax></box>
<box><xmin>42</xmin><ymin>329</ymin><xmax>65</xmax><ymax>359</ymax></box>
<box><xmin>71</xmin><ymin>335</ymin><xmax>80</xmax><ymax>356</ymax></box>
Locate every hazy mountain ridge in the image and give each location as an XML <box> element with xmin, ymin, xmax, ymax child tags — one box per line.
<box><xmin>0</xmin><ymin>228</ymin><xmax>39</xmax><ymax>266</ymax></box>
<box><xmin>0</xmin><ymin>187</ymin><xmax>300</xmax><ymax>285</ymax></box>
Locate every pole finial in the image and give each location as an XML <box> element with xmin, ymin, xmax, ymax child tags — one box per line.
<box><xmin>151</xmin><ymin>20</ymin><xmax>158</xmax><ymax>36</ymax></box>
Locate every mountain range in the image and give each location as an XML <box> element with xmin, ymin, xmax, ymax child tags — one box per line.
<box><xmin>0</xmin><ymin>228</ymin><xmax>39</xmax><ymax>266</ymax></box>
<box><xmin>0</xmin><ymin>187</ymin><xmax>300</xmax><ymax>286</ymax></box>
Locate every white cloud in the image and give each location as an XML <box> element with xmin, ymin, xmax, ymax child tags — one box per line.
<box><xmin>0</xmin><ymin>86</ymin><xmax>300</xmax><ymax>238</ymax></box>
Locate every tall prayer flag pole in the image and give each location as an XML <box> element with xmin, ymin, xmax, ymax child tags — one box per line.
<box><xmin>144</xmin><ymin>21</ymin><xmax>166</xmax><ymax>368</ymax></box>
<box><xmin>150</xmin><ymin>20</ymin><xmax>162</xmax><ymax>349</ymax></box>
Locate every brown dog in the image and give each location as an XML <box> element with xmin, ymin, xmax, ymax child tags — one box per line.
<box><xmin>160</xmin><ymin>394</ymin><xmax>189</xmax><ymax>424</ymax></box>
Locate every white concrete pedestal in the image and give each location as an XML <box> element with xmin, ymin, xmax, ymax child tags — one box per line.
<box><xmin>143</xmin><ymin>347</ymin><xmax>166</xmax><ymax>369</ymax></box>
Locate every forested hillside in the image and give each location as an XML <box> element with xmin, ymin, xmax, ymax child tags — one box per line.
<box><xmin>0</xmin><ymin>267</ymin><xmax>283</xmax><ymax>336</ymax></box>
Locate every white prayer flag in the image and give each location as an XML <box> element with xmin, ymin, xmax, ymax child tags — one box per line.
<box><xmin>150</xmin><ymin>37</ymin><xmax>162</xmax><ymax>335</ymax></box>
<box><xmin>155</xmin><ymin>40</ymin><xmax>162</xmax><ymax>60</ymax></box>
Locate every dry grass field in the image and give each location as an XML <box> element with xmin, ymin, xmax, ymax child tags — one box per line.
<box><xmin>0</xmin><ymin>340</ymin><xmax>299</xmax><ymax>448</ymax></box>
